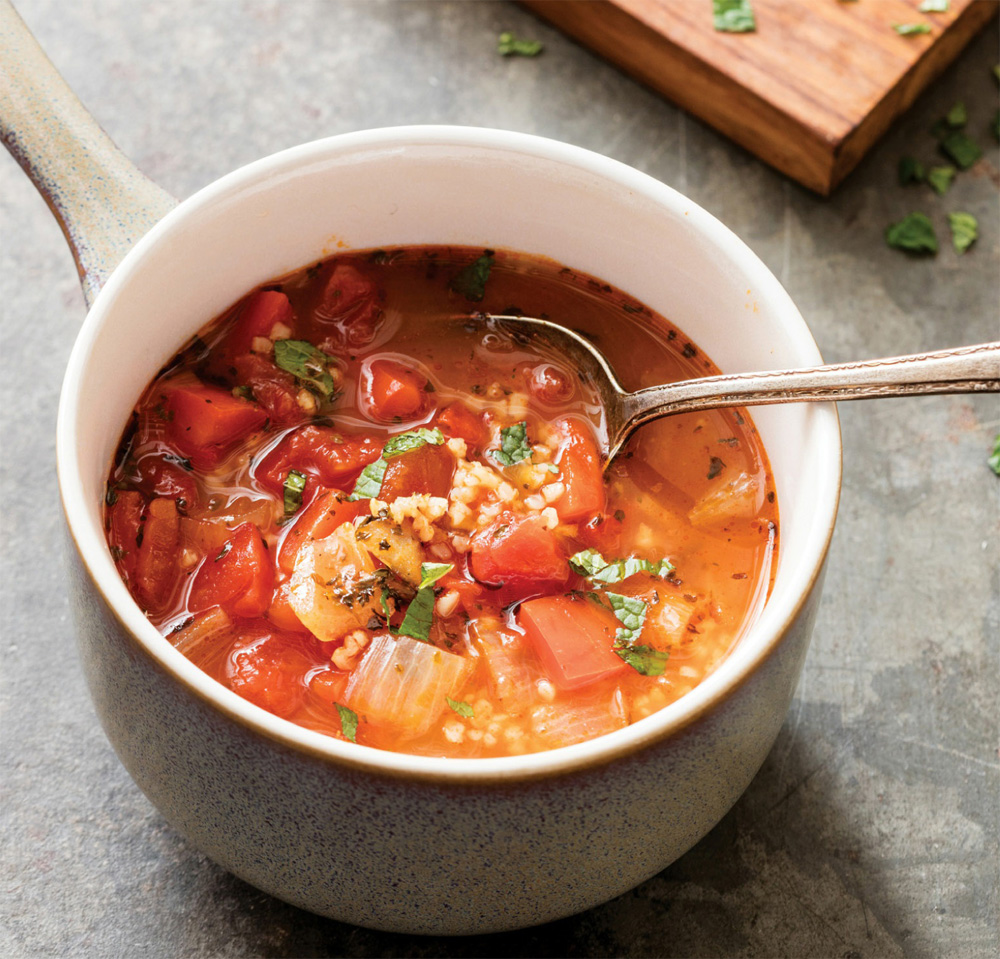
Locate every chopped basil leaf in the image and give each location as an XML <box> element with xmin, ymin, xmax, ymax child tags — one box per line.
<box><xmin>274</xmin><ymin>339</ymin><xmax>339</xmax><ymax>398</ymax></box>
<box><xmin>489</xmin><ymin>421</ymin><xmax>532</xmax><ymax>467</ymax></box>
<box><xmin>926</xmin><ymin>165</ymin><xmax>956</xmax><ymax>196</ymax></box>
<box><xmin>918</xmin><ymin>0</ymin><xmax>949</xmax><ymax>12</ymax></box>
<box><xmin>898</xmin><ymin>156</ymin><xmax>925</xmax><ymax>185</ymax></box>
<box><xmin>569</xmin><ymin>549</ymin><xmax>673</xmax><ymax>584</ymax></box>
<box><xmin>283</xmin><ymin>469</ymin><xmax>307</xmax><ymax>516</ymax></box>
<box><xmin>892</xmin><ymin>23</ymin><xmax>932</xmax><ymax>36</ymax></box>
<box><xmin>396</xmin><ymin>563</ymin><xmax>454</xmax><ymax>641</ymax></box>
<box><xmin>945</xmin><ymin>101</ymin><xmax>967</xmax><ymax>128</ymax></box>
<box><xmin>417</xmin><ymin>562</ymin><xmax>454</xmax><ymax>589</ymax></box>
<box><xmin>348</xmin><ymin>457</ymin><xmax>388</xmax><ymax>501</ymax></box>
<box><xmin>614</xmin><ymin>644</ymin><xmax>669</xmax><ymax>677</ymax></box>
<box><xmin>446</xmin><ymin>697</ymin><xmax>475</xmax><ymax>718</ymax></box>
<box><xmin>449</xmin><ymin>251</ymin><xmax>494</xmax><ymax>302</ymax></box>
<box><xmin>707</xmin><ymin>456</ymin><xmax>726</xmax><ymax>480</ymax></box>
<box><xmin>713</xmin><ymin>0</ymin><xmax>756</xmax><ymax>33</ymax></box>
<box><xmin>947</xmin><ymin>212</ymin><xmax>978</xmax><ymax>254</ymax></box>
<box><xmin>988</xmin><ymin>434</ymin><xmax>1000</xmax><ymax>476</ymax></box>
<box><xmin>497</xmin><ymin>31</ymin><xmax>543</xmax><ymax>57</ymax></box>
<box><xmin>606</xmin><ymin>591</ymin><xmax>648</xmax><ymax>645</ymax></box>
<box><xmin>543</xmin><ymin>463</ymin><xmax>560</xmax><ymax>474</ymax></box>
<box><xmin>885</xmin><ymin>212</ymin><xmax>938</xmax><ymax>254</ymax></box>
<box><xmin>940</xmin><ymin>131</ymin><xmax>982</xmax><ymax>169</ymax></box>
<box><xmin>335</xmin><ymin>703</ymin><xmax>359</xmax><ymax>742</ymax></box>
<box><xmin>382</xmin><ymin>427</ymin><xmax>444</xmax><ymax>459</ymax></box>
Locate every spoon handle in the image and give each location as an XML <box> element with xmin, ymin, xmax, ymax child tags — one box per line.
<box><xmin>622</xmin><ymin>341</ymin><xmax>1000</xmax><ymax>427</ymax></box>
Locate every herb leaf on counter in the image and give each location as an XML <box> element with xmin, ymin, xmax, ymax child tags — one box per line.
<box><xmin>926</xmin><ymin>165</ymin><xmax>956</xmax><ymax>196</ymax></box>
<box><xmin>988</xmin><ymin>435</ymin><xmax>1000</xmax><ymax>476</ymax></box>
<box><xmin>940</xmin><ymin>132</ymin><xmax>982</xmax><ymax>169</ymax></box>
<box><xmin>947</xmin><ymin>212</ymin><xmax>978</xmax><ymax>253</ymax></box>
<box><xmin>893</xmin><ymin>23</ymin><xmax>932</xmax><ymax>36</ymax></box>
<box><xmin>898</xmin><ymin>157</ymin><xmax>926</xmax><ymax>185</ymax></box>
<box><xmin>885</xmin><ymin>213</ymin><xmax>938</xmax><ymax>254</ymax></box>
<box><xmin>497</xmin><ymin>31</ymin><xmax>543</xmax><ymax>57</ymax></box>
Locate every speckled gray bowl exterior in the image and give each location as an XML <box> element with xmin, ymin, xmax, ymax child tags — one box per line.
<box><xmin>68</xmin><ymin>546</ymin><xmax>825</xmax><ymax>933</ymax></box>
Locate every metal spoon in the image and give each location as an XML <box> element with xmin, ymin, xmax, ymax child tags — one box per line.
<box><xmin>465</xmin><ymin>314</ymin><xmax>1000</xmax><ymax>465</ymax></box>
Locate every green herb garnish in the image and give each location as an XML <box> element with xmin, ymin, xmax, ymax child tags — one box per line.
<box><xmin>397</xmin><ymin>563</ymin><xmax>454</xmax><ymax>641</ymax></box>
<box><xmin>885</xmin><ymin>212</ymin><xmax>938</xmax><ymax>254</ymax></box>
<box><xmin>446</xmin><ymin>697</ymin><xmax>475</xmax><ymax>718</ymax></box>
<box><xmin>283</xmin><ymin>469</ymin><xmax>307</xmax><ymax>517</ymax></box>
<box><xmin>712</xmin><ymin>0</ymin><xmax>756</xmax><ymax>33</ymax></box>
<box><xmin>335</xmin><ymin>703</ymin><xmax>359</xmax><ymax>742</ymax></box>
<box><xmin>926</xmin><ymin>165</ymin><xmax>956</xmax><ymax>196</ymax></box>
<box><xmin>614</xmin><ymin>644</ymin><xmax>670</xmax><ymax>677</ymax></box>
<box><xmin>569</xmin><ymin>549</ymin><xmax>673</xmax><ymax>584</ymax></box>
<box><xmin>947</xmin><ymin>212</ymin><xmax>978</xmax><ymax>253</ymax></box>
<box><xmin>918</xmin><ymin>0</ymin><xmax>949</xmax><ymax>12</ymax></box>
<box><xmin>940</xmin><ymin>132</ymin><xmax>982</xmax><ymax>169</ymax></box>
<box><xmin>898</xmin><ymin>156</ymin><xmax>926</xmax><ymax>185</ymax></box>
<box><xmin>348</xmin><ymin>429</ymin><xmax>445</xmax><ymax>500</ymax></box>
<box><xmin>417</xmin><ymin>562</ymin><xmax>454</xmax><ymax>590</ymax></box>
<box><xmin>945</xmin><ymin>101</ymin><xmax>967</xmax><ymax>128</ymax></box>
<box><xmin>497</xmin><ymin>31</ymin><xmax>543</xmax><ymax>57</ymax></box>
<box><xmin>988</xmin><ymin>435</ymin><xmax>1000</xmax><ymax>476</ymax></box>
<box><xmin>449</xmin><ymin>251</ymin><xmax>495</xmax><ymax>302</ymax></box>
<box><xmin>489</xmin><ymin>421</ymin><xmax>533</xmax><ymax>467</ymax></box>
<box><xmin>605</xmin><ymin>592</ymin><xmax>648</xmax><ymax>645</ymax></box>
<box><xmin>893</xmin><ymin>23</ymin><xmax>932</xmax><ymax>36</ymax></box>
<box><xmin>273</xmin><ymin>339</ymin><xmax>339</xmax><ymax>399</ymax></box>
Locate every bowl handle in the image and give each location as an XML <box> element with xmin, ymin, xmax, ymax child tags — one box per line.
<box><xmin>0</xmin><ymin>0</ymin><xmax>177</xmax><ymax>307</ymax></box>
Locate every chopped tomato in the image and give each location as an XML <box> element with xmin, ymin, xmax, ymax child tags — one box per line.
<box><xmin>133</xmin><ymin>452</ymin><xmax>198</xmax><ymax>508</ymax></box>
<box><xmin>379</xmin><ymin>442</ymin><xmax>455</xmax><ymax>500</ymax></box>
<box><xmin>267</xmin><ymin>579</ymin><xmax>309</xmax><ymax>632</ymax></box>
<box><xmin>313</xmin><ymin>262</ymin><xmax>382</xmax><ymax>350</ymax></box>
<box><xmin>232</xmin><ymin>353</ymin><xmax>303</xmax><ymax>429</ymax></box>
<box><xmin>554</xmin><ymin>417</ymin><xmax>605</xmax><ymax>522</ymax></box>
<box><xmin>107</xmin><ymin>489</ymin><xmax>145</xmax><ymax>581</ymax></box>
<box><xmin>308</xmin><ymin>666</ymin><xmax>350</xmax><ymax>706</ymax></box>
<box><xmin>228</xmin><ymin>290</ymin><xmax>293</xmax><ymax>355</ymax></box>
<box><xmin>255</xmin><ymin>425</ymin><xmax>382</xmax><ymax>495</ymax></box>
<box><xmin>576</xmin><ymin>511</ymin><xmax>624</xmax><ymax>556</ymax></box>
<box><xmin>224</xmin><ymin>629</ymin><xmax>318</xmax><ymax>718</ymax></box>
<box><xmin>165</xmin><ymin>383</ymin><xmax>268</xmax><ymax>470</ymax></box>
<box><xmin>518</xmin><ymin>595</ymin><xmax>628</xmax><ymax>690</ymax></box>
<box><xmin>527</xmin><ymin>362</ymin><xmax>574</xmax><ymax>405</ymax></box>
<box><xmin>134</xmin><ymin>497</ymin><xmax>180</xmax><ymax>611</ymax></box>
<box><xmin>189</xmin><ymin>522</ymin><xmax>274</xmax><ymax>618</ymax></box>
<box><xmin>435</xmin><ymin>402</ymin><xmax>487</xmax><ymax>448</ymax></box>
<box><xmin>469</xmin><ymin>513</ymin><xmax>569</xmax><ymax>604</ymax></box>
<box><xmin>360</xmin><ymin>359</ymin><xmax>430</xmax><ymax>422</ymax></box>
<box><xmin>277</xmin><ymin>488</ymin><xmax>369</xmax><ymax>575</ymax></box>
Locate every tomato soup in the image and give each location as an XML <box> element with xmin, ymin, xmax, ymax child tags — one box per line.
<box><xmin>104</xmin><ymin>246</ymin><xmax>778</xmax><ymax>757</ymax></box>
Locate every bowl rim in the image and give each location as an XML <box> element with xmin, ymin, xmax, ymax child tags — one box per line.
<box><xmin>57</xmin><ymin>124</ymin><xmax>843</xmax><ymax>785</ymax></box>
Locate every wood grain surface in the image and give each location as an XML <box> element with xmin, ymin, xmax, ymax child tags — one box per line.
<box><xmin>521</xmin><ymin>0</ymin><xmax>997</xmax><ymax>194</ymax></box>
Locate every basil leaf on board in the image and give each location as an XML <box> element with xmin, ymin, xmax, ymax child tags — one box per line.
<box><xmin>898</xmin><ymin>156</ymin><xmax>925</xmax><ymax>185</ymax></box>
<box><xmin>885</xmin><ymin>213</ymin><xmax>938</xmax><ymax>254</ymax></box>
<box><xmin>569</xmin><ymin>549</ymin><xmax>673</xmax><ymax>584</ymax></box>
<box><xmin>712</xmin><ymin>0</ymin><xmax>756</xmax><ymax>33</ymax></box>
<box><xmin>489</xmin><ymin>421</ymin><xmax>532</xmax><ymax>467</ymax></box>
<box><xmin>348</xmin><ymin>457</ymin><xmax>388</xmax><ymax>501</ymax></box>
<box><xmin>945</xmin><ymin>101</ymin><xmax>967</xmax><ymax>128</ymax></box>
<box><xmin>614</xmin><ymin>643</ymin><xmax>669</xmax><ymax>677</ymax></box>
<box><xmin>940</xmin><ymin>132</ymin><xmax>982</xmax><ymax>169</ymax></box>
<box><xmin>926</xmin><ymin>166</ymin><xmax>956</xmax><ymax>196</ymax></box>
<box><xmin>273</xmin><ymin>339</ymin><xmax>339</xmax><ymax>399</ymax></box>
<box><xmin>446</xmin><ymin>697</ymin><xmax>475</xmax><ymax>718</ymax></box>
<box><xmin>988</xmin><ymin>434</ymin><xmax>1000</xmax><ymax>477</ymax></box>
<box><xmin>383</xmin><ymin>428</ymin><xmax>444</xmax><ymax>459</ymax></box>
<box><xmin>335</xmin><ymin>703</ymin><xmax>359</xmax><ymax>742</ymax></box>
<box><xmin>497</xmin><ymin>31</ymin><xmax>543</xmax><ymax>57</ymax></box>
<box><xmin>947</xmin><ymin>212</ymin><xmax>978</xmax><ymax>254</ymax></box>
<box><xmin>892</xmin><ymin>23</ymin><xmax>932</xmax><ymax>36</ymax></box>
<box><xmin>283</xmin><ymin>469</ymin><xmax>307</xmax><ymax>517</ymax></box>
<box><xmin>449</xmin><ymin>251</ymin><xmax>495</xmax><ymax>302</ymax></box>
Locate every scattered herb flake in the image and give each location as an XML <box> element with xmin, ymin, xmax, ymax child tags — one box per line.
<box><xmin>569</xmin><ymin>549</ymin><xmax>673</xmax><ymax>584</ymax></box>
<box><xmin>947</xmin><ymin>212</ymin><xmax>978</xmax><ymax>254</ymax></box>
<box><xmin>945</xmin><ymin>101</ymin><xmax>967</xmax><ymax>128</ymax></box>
<box><xmin>273</xmin><ymin>339</ymin><xmax>339</xmax><ymax>399</ymax></box>
<box><xmin>497</xmin><ymin>31</ymin><xmax>543</xmax><ymax>57</ymax></box>
<box><xmin>446</xmin><ymin>697</ymin><xmax>475</xmax><ymax>718</ymax></box>
<box><xmin>712</xmin><ymin>0</ymin><xmax>756</xmax><ymax>33</ymax></box>
<box><xmin>283</xmin><ymin>469</ymin><xmax>307</xmax><ymax>517</ymax></box>
<box><xmin>489</xmin><ymin>421</ymin><xmax>533</xmax><ymax>467</ymax></box>
<box><xmin>898</xmin><ymin>156</ymin><xmax>926</xmax><ymax>185</ymax></box>
<box><xmin>940</xmin><ymin>131</ymin><xmax>982</xmax><ymax>169</ymax></box>
<box><xmin>335</xmin><ymin>703</ymin><xmax>359</xmax><ymax>742</ymax></box>
<box><xmin>988</xmin><ymin>434</ymin><xmax>1000</xmax><ymax>476</ymax></box>
<box><xmin>707</xmin><ymin>456</ymin><xmax>726</xmax><ymax>480</ymax></box>
<box><xmin>885</xmin><ymin>212</ymin><xmax>938</xmax><ymax>254</ymax></box>
<box><xmin>926</xmin><ymin>165</ymin><xmax>956</xmax><ymax>196</ymax></box>
<box><xmin>893</xmin><ymin>23</ymin><xmax>932</xmax><ymax>36</ymax></box>
<box><xmin>449</xmin><ymin>251</ymin><xmax>495</xmax><ymax>302</ymax></box>
<box><xmin>918</xmin><ymin>0</ymin><xmax>949</xmax><ymax>11</ymax></box>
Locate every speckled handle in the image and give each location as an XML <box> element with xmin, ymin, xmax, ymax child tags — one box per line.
<box><xmin>0</xmin><ymin>0</ymin><xmax>176</xmax><ymax>307</ymax></box>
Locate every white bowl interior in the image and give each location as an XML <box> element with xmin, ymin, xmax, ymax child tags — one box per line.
<box><xmin>58</xmin><ymin>127</ymin><xmax>840</xmax><ymax>777</ymax></box>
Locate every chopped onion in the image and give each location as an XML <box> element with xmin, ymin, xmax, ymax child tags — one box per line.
<box><xmin>345</xmin><ymin>634</ymin><xmax>473</xmax><ymax>738</ymax></box>
<box><xmin>688</xmin><ymin>471</ymin><xmax>761</xmax><ymax>528</ymax></box>
<box><xmin>469</xmin><ymin>619</ymin><xmax>545</xmax><ymax>712</ymax></box>
<box><xmin>170</xmin><ymin>607</ymin><xmax>233</xmax><ymax>661</ymax></box>
<box><xmin>531</xmin><ymin>687</ymin><xmax>627</xmax><ymax>749</ymax></box>
<box><xmin>649</xmin><ymin>593</ymin><xmax>697</xmax><ymax>645</ymax></box>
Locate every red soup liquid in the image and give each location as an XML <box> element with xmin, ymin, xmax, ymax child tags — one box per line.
<box><xmin>104</xmin><ymin>246</ymin><xmax>778</xmax><ymax>758</ymax></box>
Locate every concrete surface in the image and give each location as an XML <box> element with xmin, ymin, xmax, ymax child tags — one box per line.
<box><xmin>1</xmin><ymin>2</ymin><xmax>997</xmax><ymax>956</ymax></box>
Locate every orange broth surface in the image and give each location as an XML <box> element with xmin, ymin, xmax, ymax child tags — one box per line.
<box><xmin>104</xmin><ymin>246</ymin><xmax>778</xmax><ymax>758</ymax></box>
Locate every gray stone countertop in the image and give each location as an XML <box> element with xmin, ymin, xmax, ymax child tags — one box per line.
<box><xmin>1</xmin><ymin>2</ymin><xmax>997</xmax><ymax>956</ymax></box>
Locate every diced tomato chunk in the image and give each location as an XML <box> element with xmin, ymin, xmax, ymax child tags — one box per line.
<box><xmin>360</xmin><ymin>359</ymin><xmax>430</xmax><ymax>422</ymax></box>
<box><xmin>554</xmin><ymin>417</ymin><xmax>605</xmax><ymax>522</ymax></box>
<box><xmin>165</xmin><ymin>383</ymin><xmax>268</xmax><ymax>470</ymax></box>
<box><xmin>255</xmin><ymin>425</ymin><xmax>382</xmax><ymax>495</ymax></box>
<box><xmin>134</xmin><ymin>497</ymin><xmax>181</xmax><ymax>611</ymax></box>
<box><xmin>232</xmin><ymin>353</ymin><xmax>303</xmax><ymax>429</ymax></box>
<box><xmin>518</xmin><ymin>595</ymin><xmax>628</xmax><ymax>690</ymax></box>
<box><xmin>189</xmin><ymin>522</ymin><xmax>274</xmax><ymax>618</ymax></box>
<box><xmin>435</xmin><ymin>402</ymin><xmax>487</xmax><ymax>448</ymax></box>
<box><xmin>133</xmin><ymin>452</ymin><xmax>198</xmax><ymax>508</ymax></box>
<box><xmin>228</xmin><ymin>290</ymin><xmax>293</xmax><ymax>355</ymax></box>
<box><xmin>267</xmin><ymin>579</ymin><xmax>309</xmax><ymax>632</ymax></box>
<box><xmin>277</xmin><ymin>488</ymin><xmax>369</xmax><ymax>575</ymax></box>
<box><xmin>313</xmin><ymin>262</ymin><xmax>382</xmax><ymax>350</ymax></box>
<box><xmin>469</xmin><ymin>513</ymin><xmax>569</xmax><ymax>604</ymax></box>
<box><xmin>107</xmin><ymin>489</ymin><xmax>145</xmax><ymax>581</ymax></box>
<box><xmin>308</xmin><ymin>666</ymin><xmax>350</xmax><ymax>706</ymax></box>
<box><xmin>224</xmin><ymin>629</ymin><xmax>317</xmax><ymax>717</ymax></box>
<box><xmin>379</xmin><ymin>442</ymin><xmax>455</xmax><ymax>501</ymax></box>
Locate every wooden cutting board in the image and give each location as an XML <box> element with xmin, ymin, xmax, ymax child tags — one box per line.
<box><xmin>520</xmin><ymin>0</ymin><xmax>997</xmax><ymax>195</ymax></box>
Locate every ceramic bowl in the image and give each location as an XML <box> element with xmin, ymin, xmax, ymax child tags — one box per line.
<box><xmin>56</xmin><ymin>126</ymin><xmax>841</xmax><ymax>934</ymax></box>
